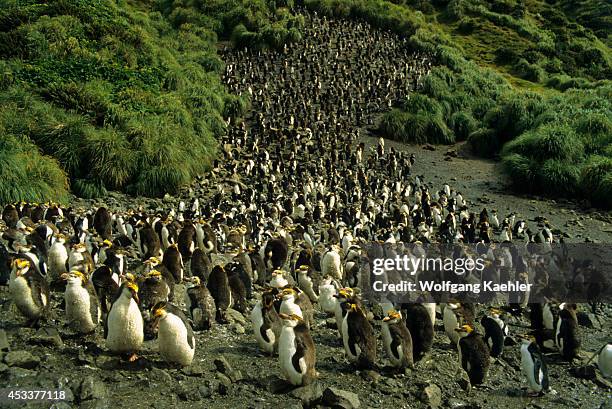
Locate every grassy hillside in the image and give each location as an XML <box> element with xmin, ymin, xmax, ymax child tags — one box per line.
<box><xmin>300</xmin><ymin>0</ymin><xmax>611</xmax><ymax>208</ymax></box>
<box><xmin>0</xmin><ymin>0</ymin><xmax>299</xmax><ymax>203</ymax></box>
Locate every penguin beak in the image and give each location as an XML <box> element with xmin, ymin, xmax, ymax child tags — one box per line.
<box><xmin>60</xmin><ymin>273</ymin><xmax>70</xmax><ymax>281</ymax></box>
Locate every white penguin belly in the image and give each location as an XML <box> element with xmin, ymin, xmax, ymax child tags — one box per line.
<box><xmin>106</xmin><ymin>298</ymin><xmax>143</xmax><ymax>353</ymax></box>
<box><xmin>65</xmin><ymin>284</ymin><xmax>96</xmax><ymax>333</ymax></box>
<box><xmin>382</xmin><ymin>324</ymin><xmax>402</xmax><ymax>367</ymax></box>
<box><xmin>598</xmin><ymin>345</ymin><xmax>612</xmax><ymax>378</ymax></box>
<box><xmin>444</xmin><ymin>308</ymin><xmax>459</xmax><ymax>345</ymax></box>
<box><xmin>319</xmin><ymin>286</ymin><xmax>337</xmax><ymax>314</ymax></box>
<box><xmin>251</xmin><ymin>304</ymin><xmax>275</xmax><ymax>354</ymax></box>
<box><xmin>10</xmin><ymin>276</ymin><xmax>42</xmax><ymax>318</ymax></box>
<box><xmin>279</xmin><ymin>327</ymin><xmax>305</xmax><ymax>385</ymax></box>
<box><xmin>158</xmin><ymin>314</ymin><xmax>194</xmax><ymax>366</ymax></box>
<box><xmin>280</xmin><ymin>300</ymin><xmax>302</xmax><ymax>318</ymax></box>
<box><xmin>521</xmin><ymin>344</ymin><xmax>542</xmax><ymax>392</ymax></box>
<box><xmin>342</xmin><ymin>316</ymin><xmax>360</xmax><ymax>362</ymax></box>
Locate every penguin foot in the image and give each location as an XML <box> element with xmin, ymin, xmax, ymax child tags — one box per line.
<box><xmin>127</xmin><ymin>353</ymin><xmax>139</xmax><ymax>362</ymax></box>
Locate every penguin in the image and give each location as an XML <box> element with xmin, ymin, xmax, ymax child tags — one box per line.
<box><xmin>48</xmin><ymin>233</ymin><xmax>69</xmax><ymax>283</ymax></box>
<box><xmin>297</xmin><ymin>265</ymin><xmax>318</xmax><ymax>302</ymax></box>
<box><xmin>519</xmin><ymin>334</ymin><xmax>549</xmax><ymax>396</ymax></box>
<box><xmin>9</xmin><ymin>258</ymin><xmax>50</xmax><ymax>325</ymax></box>
<box><xmin>401</xmin><ymin>302</ymin><xmax>434</xmax><ymax>361</ymax></box>
<box><xmin>139</xmin><ymin>270</ymin><xmax>171</xmax><ymax>311</ymax></box>
<box><xmin>481</xmin><ymin>308</ymin><xmax>507</xmax><ymax>358</ymax></box>
<box><xmin>162</xmin><ymin>243</ymin><xmax>184</xmax><ymax>283</ymax></box>
<box><xmin>151</xmin><ymin>301</ymin><xmax>195</xmax><ymax>367</ymax></box>
<box><xmin>105</xmin><ymin>280</ymin><xmax>144</xmax><ymax>361</ymax></box>
<box><xmin>321</xmin><ymin>245</ymin><xmax>342</xmax><ymax>280</ymax></box>
<box><xmin>0</xmin><ymin>242</ymin><xmax>12</xmax><ymax>286</ymax></box>
<box><xmin>597</xmin><ymin>343</ymin><xmax>612</xmax><ymax>378</ymax></box>
<box><xmin>186</xmin><ymin>276</ymin><xmax>216</xmax><ymax>331</ymax></box>
<box><xmin>456</xmin><ymin>324</ymin><xmax>490</xmax><ymax>385</ymax></box>
<box><xmin>93</xmin><ymin>207</ymin><xmax>112</xmax><ymax>240</ymax></box>
<box><xmin>251</xmin><ymin>287</ymin><xmax>282</xmax><ymax>355</ymax></box>
<box><xmin>91</xmin><ymin>264</ymin><xmax>120</xmax><ymax>318</ymax></box>
<box><xmin>207</xmin><ymin>265</ymin><xmax>232</xmax><ymax>322</ymax></box>
<box><xmin>382</xmin><ymin>309</ymin><xmax>414</xmax><ymax>371</ymax></box>
<box><xmin>190</xmin><ymin>248</ymin><xmax>211</xmax><ymax>281</ymax></box>
<box><xmin>318</xmin><ymin>275</ymin><xmax>338</xmax><ymax>314</ymax></box>
<box><xmin>555</xmin><ymin>303</ymin><xmax>581</xmax><ymax>361</ymax></box>
<box><xmin>137</xmin><ymin>223</ymin><xmax>162</xmax><ymax>260</ymax></box>
<box><xmin>278</xmin><ymin>313</ymin><xmax>317</xmax><ymax>386</ymax></box>
<box><xmin>61</xmin><ymin>270</ymin><xmax>100</xmax><ymax>334</ymax></box>
<box><xmin>263</xmin><ymin>236</ymin><xmax>289</xmax><ymax>271</ymax></box>
<box><xmin>278</xmin><ymin>287</ymin><xmax>303</xmax><ymax>319</ymax></box>
<box><xmin>2</xmin><ymin>204</ymin><xmax>19</xmax><ymax>228</ymax></box>
<box><xmin>270</xmin><ymin>269</ymin><xmax>290</xmax><ymax>289</ymax></box>
<box><xmin>177</xmin><ymin>222</ymin><xmax>196</xmax><ymax>261</ymax></box>
<box><xmin>443</xmin><ymin>303</ymin><xmax>462</xmax><ymax>345</ymax></box>
<box><xmin>342</xmin><ymin>302</ymin><xmax>376</xmax><ymax>369</ymax></box>
<box><xmin>334</xmin><ymin>287</ymin><xmax>357</xmax><ymax>338</ymax></box>
<box><xmin>227</xmin><ymin>264</ymin><xmax>248</xmax><ymax>313</ymax></box>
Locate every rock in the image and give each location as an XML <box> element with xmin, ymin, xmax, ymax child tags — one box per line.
<box><xmin>31</xmin><ymin>327</ymin><xmax>64</xmax><ymax>348</ymax></box>
<box><xmin>325</xmin><ymin>318</ymin><xmax>337</xmax><ymax>329</ymax></box>
<box><xmin>423</xmin><ymin>144</ymin><xmax>436</xmax><ymax>151</ymax></box>
<box><xmin>571</xmin><ymin>365</ymin><xmax>596</xmax><ymax>380</ymax></box>
<box><xmin>322</xmin><ymin>387</ymin><xmax>361</xmax><ymax>409</ymax></box>
<box><xmin>77</xmin><ymin>350</ymin><xmax>96</xmax><ymax>366</ymax></box>
<box><xmin>50</xmin><ymin>402</ymin><xmax>72</xmax><ymax>409</ymax></box>
<box><xmin>216</xmin><ymin>372</ymin><xmax>233</xmax><ymax>395</ymax></box>
<box><xmin>263</xmin><ymin>375</ymin><xmax>293</xmax><ymax>394</ymax></box>
<box><xmin>360</xmin><ymin>370</ymin><xmax>381</xmax><ymax>383</ymax></box>
<box><xmin>457</xmin><ymin>371</ymin><xmax>471</xmax><ymax>394</ymax></box>
<box><xmin>0</xmin><ymin>329</ymin><xmax>9</xmax><ymax>351</ymax></box>
<box><xmin>445</xmin><ymin>149</ymin><xmax>458</xmax><ymax>157</ymax></box>
<box><xmin>80</xmin><ymin>376</ymin><xmax>107</xmax><ymax>401</ymax></box>
<box><xmin>447</xmin><ymin>398</ymin><xmax>470</xmax><ymax>408</ymax></box>
<box><xmin>225</xmin><ymin>308</ymin><xmax>247</xmax><ymax>325</ymax></box>
<box><xmin>290</xmin><ymin>381</ymin><xmax>323</xmax><ymax>407</ymax></box>
<box><xmin>79</xmin><ymin>399</ymin><xmax>110</xmax><ymax>409</ymax></box>
<box><xmin>419</xmin><ymin>383</ymin><xmax>442</xmax><ymax>408</ymax></box>
<box><xmin>576</xmin><ymin>312</ymin><xmax>601</xmax><ymax>329</ymax></box>
<box><xmin>8</xmin><ymin>367</ymin><xmax>36</xmax><ymax>379</ymax></box>
<box><xmin>214</xmin><ymin>356</ymin><xmax>233</xmax><ymax>375</ymax></box>
<box><xmin>230</xmin><ymin>323</ymin><xmax>245</xmax><ymax>335</ymax></box>
<box><xmin>151</xmin><ymin>367</ymin><xmax>173</xmax><ymax>383</ymax></box>
<box><xmin>0</xmin><ymin>362</ymin><xmax>8</xmax><ymax>373</ymax></box>
<box><xmin>4</xmin><ymin>350</ymin><xmax>40</xmax><ymax>369</ymax></box>
<box><xmin>198</xmin><ymin>385</ymin><xmax>213</xmax><ymax>398</ymax></box>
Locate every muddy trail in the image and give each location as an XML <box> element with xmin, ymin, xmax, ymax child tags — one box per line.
<box><xmin>1</xmin><ymin>10</ymin><xmax>611</xmax><ymax>409</ymax></box>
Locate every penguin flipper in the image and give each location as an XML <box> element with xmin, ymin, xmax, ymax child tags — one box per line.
<box><xmin>388</xmin><ymin>325</ymin><xmax>405</xmax><ymax>361</ymax></box>
<box><xmin>26</xmin><ymin>271</ymin><xmax>50</xmax><ymax>312</ymax></box>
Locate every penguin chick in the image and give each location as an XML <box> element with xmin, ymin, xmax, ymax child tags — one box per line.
<box><xmin>227</xmin><ymin>264</ymin><xmax>248</xmax><ymax>313</ymax></box>
<box><xmin>321</xmin><ymin>245</ymin><xmax>342</xmax><ymax>281</ymax></box>
<box><xmin>382</xmin><ymin>309</ymin><xmax>414</xmax><ymax>371</ymax></box>
<box><xmin>105</xmin><ymin>280</ymin><xmax>144</xmax><ymax>361</ymax></box>
<box><xmin>401</xmin><ymin>303</ymin><xmax>434</xmax><ymax>361</ymax></box>
<box><xmin>519</xmin><ymin>334</ymin><xmax>549</xmax><ymax>396</ymax></box>
<box><xmin>297</xmin><ymin>265</ymin><xmax>318</xmax><ymax>302</ymax></box>
<box><xmin>207</xmin><ymin>265</ymin><xmax>232</xmax><ymax>322</ymax></box>
<box><xmin>278</xmin><ymin>313</ymin><xmax>316</xmax><ymax>386</ymax></box>
<box><xmin>342</xmin><ymin>302</ymin><xmax>376</xmax><ymax>369</ymax></box>
<box><xmin>190</xmin><ymin>248</ymin><xmax>211</xmax><ymax>282</ymax></box>
<box><xmin>151</xmin><ymin>301</ymin><xmax>195</xmax><ymax>367</ymax></box>
<box><xmin>9</xmin><ymin>258</ymin><xmax>49</xmax><ymax>325</ymax></box>
<box><xmin>62</xmin><ymin>271</ymin><xmax>100</xmax><ymax>334</ymax></box>
<box><xmin>162</xmin><ymin>243</ymin><xmax>184</xmax><ymax>283</ymax></box>
<box><xmin>456</xmin><ymin>324</ymin><xmax>490</xmax><ymax>385</ymax></box>
<box><xmin>251</xmin><ymin>288</ymin><xmax>281</xmax><ymax>355</ymax></box>
<box><xmin>334</xmin><ymin>287</ymin><xmax>357</xmax><ymax>338</ymax></box>
<box><xmin>481</xmin><ymin>308</ymin><xmax>507</xmax><ymax>359</ymax></box>
<box><xmin>187</xmin><ymin>277</ymin><xmax>216</xmax><ymax>331</ymax></box>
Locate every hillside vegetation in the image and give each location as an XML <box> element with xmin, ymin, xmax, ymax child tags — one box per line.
<box><xmin>0</xmin><ymin>0</ymin><xmax>296</xmax><ymax>202</ymax></box>
<box><xmin>303</xmin><ymin>0</ymin><xmax>612</xmax><ymax>208</ymax></box>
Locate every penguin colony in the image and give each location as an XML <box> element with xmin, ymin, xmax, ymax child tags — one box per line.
<box><xmin>0</xmin><ymin>10</ymin><xmax>610</xmax><ymax>399</ymax></box>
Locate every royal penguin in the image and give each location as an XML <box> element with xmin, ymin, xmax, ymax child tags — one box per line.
<box><xmin>297</xmin><ymin>265</ymin><xmax>318</xmax><ymax>302</ymax></box>
<box><xmin>270</xmin><ymin>269</ymin><xmax>290</xmax><ymax>289</ymax></box>
<box><xmin>186</xmin><ymin>276</ymin><xmax>216</xmax><ymax>331</ymax></box>
<box><xmin>251</xmin><ymin>287</ymin><xmax>282</xmax><ymax>355</ymax></box>
<box><xmin>263</xmin><ymin>236</ymin><xmax>289</xmax><ymax>271</ymax></box>
<box><xmin>61</xmin><ymin>270</ymin><xmax>100</xmax><ymax>334</ymax></box>
<box><xmin>597</xmin><ymin>343</ymin><xmax>612</xmax><ymax>378</ymax></box>
<box><xmin>481</xmin><ymin>307</ymin><xmax>508</xmax><ymax>358</ymax></box>
<box><xmin>151</xmin><ymin>301</ymin><xmax>195</xmax><ymax>367</ymax></box>
<box><xmin>401</xmin><ymin>302</ymin><xmax>434</xmax><ymax>361</ymax></box>
<box><xmin>443</xmin><ymin>303</ymin><xmax>463</xmax><ymax>345</ymax></box>
<box><xmin>382</xmin><ymin>309</ymin><xmax>414</xmax><ymax>371</ymax></box>
<box><xmin>321</xmin><ymin>244</ymin><xmax>343</xmax><ymax>280</ymax></box>
<box><xmin>137</xmin><ymin>223</ymin><xmax>162</xmax><ymax>260</ymax></box>
<box><xmin>318</xmin><ymin>275</ymin><xmax>339</xmax><ymax>314</ymax></box>
<box><xmin>342</xmin><ymin>302</ymin><xmax>376</xmax><ymax>369</ymax></box>
<box><xmin>105</xmin><ymin>280</ymin><xmax>144</xmax><ymax>361</ymax></box>
<box><xmin>334</xmin><ymin>287</ymin><xmax>357</xmax><ymax>338</ymax></box>
<box><xmin>177</xmin><ymin>221</ymin><xmax>197</xmax><ymax>261</ymax></box>
<box><xmin>9</xmin><ymin>258</ymin><xmax>49</xmax><ymax>325</ymax></box>
<box><xmin>2</xmin><ymin>204</ymin><xmax>19</xmax><ymax>228</ymax></box>
<box><xmin>207</xmin><ymin>265</ymin><xmax>232</xmax><ymax>322</ymax></box>
<box><xmin>555</xmin><ymin>303</ymin><xmax>581</xmax><ymax>361</ymax></box>
<box><xmin>278</xmin><ymin>313</ymin><xmax>317</xmax><ymax>386</ymax></box>
<box><xmin>48</xmin><ymin>233</ymin><xmax>69</xmax><ymax>283</ymax></box>
<box><xmin>456</xmin><ymin>324</ymin><xmax>490</xmax><ymax>385</ymax></box>
<box><xmin>519</xmin><ymin>334</ymin><xmax>549</xmax><ymax>396</ymax></box>
<box><xmin>227</xmin><ymin>263</ymin><xmax>248</xmax><ymax>313</ymax></box>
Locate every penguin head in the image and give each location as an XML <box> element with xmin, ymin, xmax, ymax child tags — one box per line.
<box><xmin>11</xmin><ymin>258</ymin><xmax>30</xmax><ymax>276</ymax></box>
<box><xmin>124</xmin><ymin>280</ymin><xmax>140</xmax><ymax>304</ymax></box>
<box><xmin>278</xmin><ymin>313</ymin><xmax>302</xmax><ymax>328</ymax></box>
<box><xmin>187</xmin><ymin>276</ymin><xmax>201</xmax><ymax>288</ymax></box>
<box><xmin>62</xmin><ymin>271</ymin><xmax>87</xmax><ymax>286</ymax></box>
<box><xmin>151</xmin><ymin>301</ymin><xmax>168</xmax><ymax>321</ymax></box>
<box><xmin>102</xmin><ymin>240</ymin><xmax>113</xmax><ymax>249</ymax></box>
<box><xmin>334</xmin><ymin>287</ymin><xmax>354</xmax><ymax>301</ymax></box>
<box><xmin>455</xmin><ymin>324</ymin><xmax>474</xmax><ymax>338</ymax></box>
<box><xmin>517</xmin><ymin>333</ymin><xmax>536</xmax><ymax>344</ymax></box>
<box><xmin>298</xmin><ymin>265</ymin><xmax>310</xmax><ymax>275</ymax></box>
<box><xmin>145</xmin><ymin>257</ymin><xmax>161</xmax><ymax>268</ymax></box>
<box><xmin>279</xmin><ymin>287</ymin><xmax>297</xmax><ymax>301</ymax></box>
<box><xmin>383</xmin><ymin>309</ymin><xmax>402</xmax><ymax>324</ymax></box>
<box><xmin>147</xmin><ymin>270</ymin><xmax>163</xmax><ymax>281</ymax></box>
<box><xmin>488</xmin><ymin>307</ymin><xmax>503</xmax><ymax>318</ymax></box>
